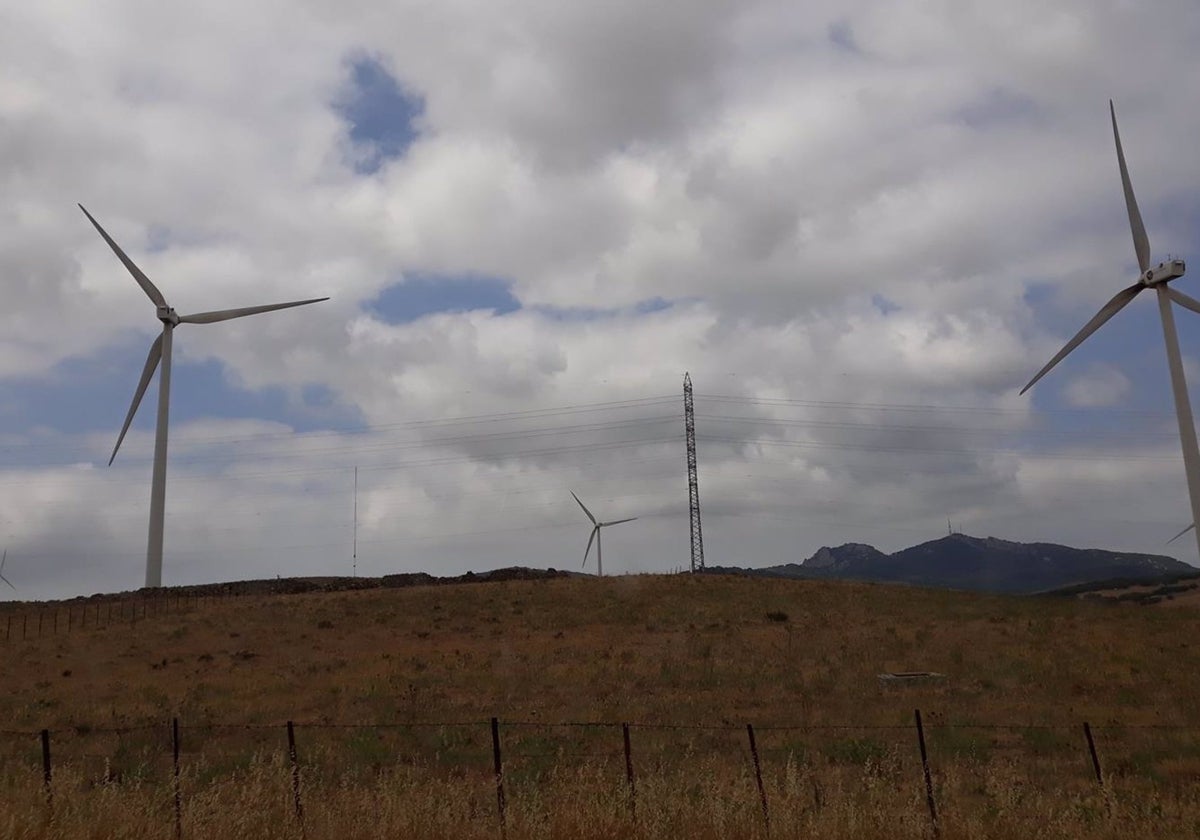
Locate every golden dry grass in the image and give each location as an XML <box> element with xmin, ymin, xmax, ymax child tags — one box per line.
<box><xmin>1</xmin><ymin>573</ymin><xmax>1199</xmax><ymax>837</ymax></box>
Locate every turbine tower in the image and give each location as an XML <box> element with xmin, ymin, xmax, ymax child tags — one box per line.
<box><xmin>81</xmin><ymin>205</ymin><xmax>329</xmax><ymax>588</ymax></box>
<box><xmin>1020</xmin><ymin>102</ymin><xmax>1200</xmax><ymax>561</ymax></box>
<box><xmin>571</xmin><ymin>491</ymin><xmax>637</xmax><ymax>577</ymax></box>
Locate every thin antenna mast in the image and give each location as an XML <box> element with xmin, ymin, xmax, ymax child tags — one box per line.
<box><xmin>684</xmin><ymin>372</ymin><xmax>705</xmax><ymax>572</ymax></box>
<box><xmin>353</xmin><ymin>466</ymin><xmax>358</xmax><ymax>578</ymax></box>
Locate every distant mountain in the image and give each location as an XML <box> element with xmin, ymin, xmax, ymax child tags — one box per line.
<box><xmin>705</xmin><ymin>534</ymin><xmax>1195</xmax><ymax>594</ymax></box>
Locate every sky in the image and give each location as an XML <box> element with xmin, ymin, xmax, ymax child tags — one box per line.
<box><xmin>5</xmin><ymin>0</ymin><xmax>1200</xmax><ymax>599</ymax></box>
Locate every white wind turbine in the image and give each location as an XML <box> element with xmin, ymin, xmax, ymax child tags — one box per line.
<box><xmin>81</xmin><ymin>205</ymin><xmax>329</xmax><ymax>589</ymax></box>
<box><xmin>571</xmin><ymin>491</ymin><xmax>637</xmax><ymax>577</ymax></box>
<box><xmin>0</xmin><ymin>550</ymin><xmax>14</xmax><ymax>592</ymax></box>
<box><xmin>1020</xmin><ymin>102</ymin><xmax>1200</xmax><ymax>560</ymax></box>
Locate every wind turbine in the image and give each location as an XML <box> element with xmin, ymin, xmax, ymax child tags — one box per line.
<box><xmin>0</xmin><ymin>550</ymin><xmax>14</xmax><ymax>592</ymax></box>
<box><xmin>1020</xmin><ymin>101</ymin><xmax>1200</xmax><ymax>561</ymax></box>
<box><xmin>571</xmin><ymin>491</ymin><xmax>637</xmax><ymax>577</ymax></box>
<box><xmin>80</xmin><ymin>205</ymin><xmax>329</xmax><ymax>589</ymax></box>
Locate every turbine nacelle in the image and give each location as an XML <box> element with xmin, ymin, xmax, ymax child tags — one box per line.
<box><xmin>156</xmin><ymin>305</ymin><xmax>180</xmax><ymax>325</ymax></box>
<box><xmin>1142</xmin><ymin>259</ymin><xmax>1186</xmax><ymax>287</ymax></box>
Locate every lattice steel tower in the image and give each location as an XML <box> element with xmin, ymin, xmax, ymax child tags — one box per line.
<box><xmin>683</xmin><ymin>372</ymin><xmax>705</xmax><ymax>572</ymax></box>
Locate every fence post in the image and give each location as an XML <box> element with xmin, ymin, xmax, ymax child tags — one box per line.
<box><xmin>1082</xmin><ymin>722</ymin><xmax>1104</xmax><ymax>788</ymax></box>
<box><xmin>41</xmin><ymin>729</ymin><xmax>52</xmax><ymax>819</ymax></box>
<box><xmin>286</xmin><ymin>721</ymin><xmax>304</xmax><ymax>834</ymax></box>
<box><xmin>746</xmin><ymin>723</ymin><xmax>770</xmax><ymax>830</ymax></box>
<box><xmin>1082</xmin><ymin>720</ymin><xmax>1113</xmax><ymax>815</ymax></box>
<box><xmin>914</xmin><ymin>709</ymin><xmax>939</xmax><ymax>838</ymax></box>
<box><xmin>173</xmin><ymin>717</ymin><xmax>183</xmax><ymax>839</ymax></box>
<box><xmin>622</xmin><ymin>723</ymin><xmax>636</xmax><ymax>820</ymax></box>
<box><xmin>491</xmin><ymin>717</ymin><xmax>506</xmax><ymax>835</ymax></box>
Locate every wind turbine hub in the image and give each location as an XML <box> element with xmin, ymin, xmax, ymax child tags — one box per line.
<box><xmin>156</xmin><ymin>305</ymin><xmax>180</xmax><ymax>325</ymax></box>
<box><xmin>1143</xmin><ymin>259</ymin><xmax>1186</xmax><ymax>286</ymax></box>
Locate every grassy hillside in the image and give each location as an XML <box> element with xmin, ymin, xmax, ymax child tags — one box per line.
<box><xmin>3</xmin><ymin>573</ymin><xmax>1198</xmax><ymax>727</ymax></box>
<box><xmin>2</xmin><ymin>573</ymin><xmax>1200</xmax><ymax>838</ymax></box>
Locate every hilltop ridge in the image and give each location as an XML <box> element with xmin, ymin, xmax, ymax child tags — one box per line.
<box><xmin>706</xmin><ymin>533</ymin><xmax>1194</xmax><ymax>594</ymax></box>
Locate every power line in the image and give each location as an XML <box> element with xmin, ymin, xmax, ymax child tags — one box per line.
<box><xmin>694</xmin><ymin>392</ymin><xmax>1178</xmax><ymax>418</ymax></box>
<box><xmin>0</xmin><ymin>393</ymin><xmax>683</xmax><ymax>457</ymax></box>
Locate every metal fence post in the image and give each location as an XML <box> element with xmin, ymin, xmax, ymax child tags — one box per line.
<box><xmin>914</xmin><ymin>709</ymin><xmax>939</xmax><ymax>838</ymax></box>
<box><xmin>491</xmin><ymin>717</ymin><xmax>507</xmax><ymax>835</ymax></box>
<box><xmin>746</xmin><ymin>723</ymin><xmax>770</xmax><ymax>829</ymax></box>
<box><xmin>172</xmin><ymin>717</ymin><xmax>183</xmax><ymax>839</ymax></box>
<box><xmin>41</xmin><ymin>729</ymin><xmax>52</xmax><ymax>820</ymax></box>
<box><xmin>286</xmin><ymin>721</ymin><xmax>305</xmax><ymax>834</ymax></box>
<box><xmin>1083</xmin><ymin>722</ymin><xmax>1104</xmax><ymax>788</ymax></box>
<box><xmin>622</xmin><ymin>723</ymin><xmax>636</xmax><ymax>820</ymax></box>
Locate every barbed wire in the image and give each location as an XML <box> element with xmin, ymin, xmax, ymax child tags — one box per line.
<box><xmin>2</xmin><ymin>719</ymin><xmax>1199</xmax><ymax>737</ymax></box>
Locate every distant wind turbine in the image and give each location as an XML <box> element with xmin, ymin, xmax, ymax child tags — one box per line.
<box><xmin>0</xmin><ymin>550</ymin><xmax>14</xmax><ymax>591</ymax></box>
<box><xmin>571</xmin><ymin>491</ymin><xmax>637</xmax><ymax>577</ymax></box>
<box><xmin>81</xmin><ymin>205</ymin><xmax>329</xmax><ymax>588</ymax></box>
<box><xmin>1019</xmin><ymin>102</ymin><xmax>1200</xmax><ymax>561</ymax></box>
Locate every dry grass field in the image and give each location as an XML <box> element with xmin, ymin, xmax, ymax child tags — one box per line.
<box><xmin>2</xmin><ymin>572</ymin><xmax>1200</xmax><ymax>838</ymax></box>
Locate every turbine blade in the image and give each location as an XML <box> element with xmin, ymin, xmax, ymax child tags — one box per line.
<box><xmin>178</xmin><ymin>297</ymin><xmax>329</xmax><ymax>324</ymax></box>
<box><xmin>1164</xmin><ymin>286</ymin><xmax>1200</xmax><ymax>316</ymax></box>
<box><xmin>0</xmin><ymin>573</ymin><xmax>13</xmax><ymax>592</ymax></box>
<box><xmin>1020</xmin><ymin>283</ymin><xmax>1142</xmax><ymax>395</ymax></box>
<box><xmin>110</xmin><ymin>333</ymin><xmax>164</xmax><ymax>465</ymax></box>
<box><xmin>571</xmin><ymin>491</ymin><xmax>597</xmax><ymax>525</ymax></box>
<box><xmin>1110</xmin><ymin>101</ymin><xmax>1151</xmax><ymax>274</ymax></box>
<box><xmin>583</xmin><ymin>526</ymin><xmax>598</xmax><ymax>567</ymax></box>
<box><xmin>78</xmin><ymin>205</ymin><xmax>168</xmax><ymax>307</ymax></box>
<box><xmin>603</xmin><ymin>517</ymin><xmax>639</xmax><ymax>527</ymax></box>
<box><xmin>1</xmin><ymin>549</ymin><xmax>5</xmax><ymax>573</ymax></box>
<box><xmin>1167</xmin><ymin>523</ymin><xmax>1195</xmax><ymax>545</ymax></box>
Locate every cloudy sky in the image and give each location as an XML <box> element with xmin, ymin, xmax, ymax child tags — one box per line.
<box><xmin>4</xmin><ymin>0</ymin><xmax>1200</xmax><ymax>599</ymax></box>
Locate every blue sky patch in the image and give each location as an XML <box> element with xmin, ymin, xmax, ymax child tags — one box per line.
<box><xmin>635</xmin><ymin>297</ymin><xmax>673</xmax><ymax>315</ymax></box>
<box><xmin>0</xmin><ymin>337</ymin><xmax>362</xmax><ymax>467</ymax></box>
<box><xmin>366</xmin><ymin>274</ymin><xmax>521</xmax><ymax>324</ymax></box>
<box><xmin>532</xmin><ymin>297</ymin><xmax>677</xmax><ymax>323</ymax></box>
<box><xmin>871</xmin><ymin>294</ymin><xmax>900</xmax><ymax>315</ymax></box>
<box><xmin>335</xmin><ymin>55</ymin><xmax>424</xmax><ymax>175</ymax></box>
<box><xmin>954</xmin><ymin>88</ymin><xmax>1037</xmax><ymax>130</ymax></box>
<box><xmin>1021</xmin><ymin>289</ymin><xmax>1195</xmax><ymax>424</ymax></box>
<box><xmin>828</xmin><ymin>20</ymin><xmax>858</xmax><ymax>53</ymax></box>
<box><xmin>145</xmin><ymin>224</ymin><xmax>172</xmax><ymax>253</ymax></box>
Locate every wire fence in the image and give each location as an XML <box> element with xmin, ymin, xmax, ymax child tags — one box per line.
<box><xmin>5</xmin><ymin>592</ymin><xmax>1200</xmax><ymax>834</ymax></box>
<box><xmin>5</xmin><ymin>713</ymin><xmax>1200</xmax><ymax>837</ymax></box>
<box><xmin>0</xmin><ymin>589</ymin><xmax>232</xmax><ymax>642</ymax></box>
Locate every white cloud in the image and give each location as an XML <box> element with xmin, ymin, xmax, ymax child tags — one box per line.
<box><xmin>1063</xmin><ymin>364</ymin><xmax>1132</xmax><ymax>408</ymax></box>
<box><xmin>4</xmin><ymin>0</ymin><xmax>1200</xmax><ymax>597</ymax></box>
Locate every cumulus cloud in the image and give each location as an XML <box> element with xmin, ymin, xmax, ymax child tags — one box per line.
<box><xmin>1063</xmin><ymin>364</ymin><xmax>1132</xmax><ymax>408</ymax></box>
<box><xmin>3</xmin><ymin>0</ymin><xmax>1200</xmax><ymax>598</ymax></box>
